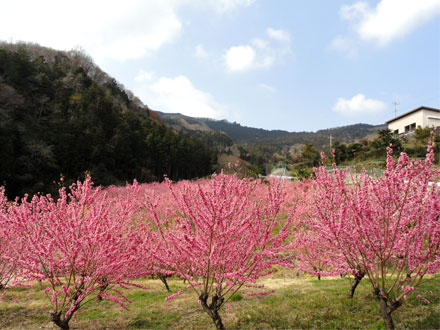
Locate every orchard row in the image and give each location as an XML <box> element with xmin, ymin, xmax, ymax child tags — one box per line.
<box><xmin>0</xmin><ymin>143</ymin><xmax>439</xmax><ymax>330</ymax></box>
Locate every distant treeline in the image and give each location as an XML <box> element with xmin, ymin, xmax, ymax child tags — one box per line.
<box><xmin>294</xmin><ymin>128</ymin><xmax>440</xmax><ymax>170</ymax></box>
<box><xmin>159</xmin><ymin>112</ymin><xmax>386</xmax><ymax>177</ymax></box>
<box><xmin>0</xmin><ymin>43</ymin><xmax>216</xmax><ymax>199</ymax></box>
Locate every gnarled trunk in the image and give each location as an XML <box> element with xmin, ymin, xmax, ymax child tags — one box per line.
<box><xmin>50</xmin><ymin>290</ymin><xmax>82</xmax><ymax>329</ymax></box>
<box><xmin>199</xmin><ymin>293</ymin><xmax>225</xmax><ymax>330</ymax></box>
<box><xmin>374</xmin><ymin>288</ymin><xmax>402</xmax><ymax>330</ymax></box>
<box><xmin>50</xmin><ymin>312</ymin><xmax>70</xmax><ymax>330</ymax></box>
<box><xmin>348</xmin><ymin>271</ymin><xmax>365</xmax><ymax>298</ymax></box>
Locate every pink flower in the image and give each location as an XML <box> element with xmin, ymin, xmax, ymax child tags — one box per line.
<box><xmin>164</xmin><ymin>290</ymin><xmax>183</xmax><ymax>302</ymax></box>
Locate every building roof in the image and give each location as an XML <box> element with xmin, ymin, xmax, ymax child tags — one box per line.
<box><xmin>386</xmin><ymin>106</ymin><xmax>440</xmax><ymax>124</ymax></box>
<box><xmin>270</xmin><ymin>167</ymin><xmax>290</xmax><ymax>177</ymax></box>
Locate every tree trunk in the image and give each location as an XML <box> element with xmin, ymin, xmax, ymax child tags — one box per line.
<box><xmin>317</xmin><ymin>274</ymin><xmax>321</xmax><ymax>280</ymax></box>
<box><xmin>205</xmin><ymin>307</ymin><xmax>225</xmax><ymax>330</ymax></box>
<box><xmin>199</xmin><ymin>293</ymin><xmax>225</xmax><ymax>330</ymax></box>
<box><xmin>97</xmin><ymin>282</ymin><xmax>109</xmax><ymax>301</ymax></box>
<box><xmin>348</xmin><ymin>271</ymin><xmax>365</xmax><ymax>298</ymax></box>
<box><xmin>50</xmin><ymin>290</ymin><xmax>82</xmax><ymax>329</ymax></box>
<box><xmin>379</xmin><ymin>298</ymin><xmax>395</xmax><ymax>330</ymax></box>
<box><xmin>375</xmin><ymin>289</ymin><xmax>402</xmax><ymax>330</ymax></box>
<box><xmin>50</xmin><ymin>312</ymin><xmax>70</xmax><ymax>330</ymax></box>
<box><xmin>157</xmin><ymin>274</ymin><xmax>171</xmax><ymax>292</ymax></box>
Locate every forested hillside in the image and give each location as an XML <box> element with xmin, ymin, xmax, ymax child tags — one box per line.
<box><xmin>158</xmin><ymin>111</ymin><xmax>386</xmax><ymax>175</ymax></box>
<box><xmin>0</xmin><ymin>43</ymin><xmax>216</xmax><ymax>199</ymax></box>
<box><xmin>158</xmin><ymin>111</ymin><xmax>383</xmax><ymax>145</ymax></box>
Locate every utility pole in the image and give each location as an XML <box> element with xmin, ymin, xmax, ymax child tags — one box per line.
<box><xmin>329</xmin><ymin>135</ymin><xmax>333</xmax><ymax>150</ymax></box>
<box><xmin>393</xmin><ymin>99</ymin><xmax>399</xmax><ymax>118</ymax></box>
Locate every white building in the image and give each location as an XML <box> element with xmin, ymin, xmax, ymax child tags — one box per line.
<box><xmin>386</xmin><ymin>106</ymin><xmax>440</xmax><ymax>134</ymax></box>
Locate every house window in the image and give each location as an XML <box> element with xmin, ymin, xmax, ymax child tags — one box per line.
<box><xmin>393</xmin><ymin>129</ymin><xmax>399</xmax><ymax>134</ymax></box>
<box><xmin>405</xmin><ymin>123</ymin><xmax>416</xmax><ymax>133</ymax></box>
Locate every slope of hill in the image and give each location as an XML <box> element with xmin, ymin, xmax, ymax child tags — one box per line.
<box><xmin>157</xmin><ymin>112</ymin><xmax>386</xmax><ymax>176</ymax></box>
<box><xmin>157</xmin><ymin>111</ymin><xmax>385</xmax><ymax>147</ymax></box>
<box><xmin>0</xmin><ymin>42</ymin><xmax>216</xmax><ymax>198</ymax></box>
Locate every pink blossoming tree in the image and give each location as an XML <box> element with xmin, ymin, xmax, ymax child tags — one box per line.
<box><xmin>290</xmin><ymin>229</ymin><xmax>343</xmax><ymax>280</ymax></box>
<box><xmin>0</xmin><ymin>187</ymin><xmax>24</xmax><ymax>295</ymax></box>
<box><xmin>312</xmin><ymin>142</ymin><xmax>440</xmax><ymax>329</ymax></box>
<box><xmin>143</xmin><ymin>173</ymin><xmax>294</xmax><ymax>330</ymax></box>
<box><xmin>310</xmin><ymin>159</ymin><xmax>368</xmax><ymax>298</ymax></box>
<box><xmin>8</xmin><ymin>178</ymin><xmax>146</xmax><ymax>329</ymax></box>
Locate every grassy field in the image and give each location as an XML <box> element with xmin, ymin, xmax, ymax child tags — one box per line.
<box><xmin>0</xmin><ymin>271</ymin><xmax>439</xmax><ymax>329</ymax></box>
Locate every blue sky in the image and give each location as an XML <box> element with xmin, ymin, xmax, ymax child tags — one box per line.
<box><xmin>1</xmin><ymin>0</ymin><xmax>439</xmax><ymax>131</ymax></box>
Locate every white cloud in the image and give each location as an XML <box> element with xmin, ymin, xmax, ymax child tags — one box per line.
<box><xmin>251</xmin><ymin>38</ymin><xmax>268</xmax><ymax>49</ymax></box>
<box><xmin>224</xmin><ymin>46</ymin><xmax>257</xmax><ymax>72</ymax></box>
<box><xmin>195</xmin><ymin>44</ymin><xmax>208</xmax><ymax>58</ymax></box>
<box><xmin>329</xmin><ymin>36</ymin><xmax>359</xmax><ymax>58</ymax></box>
<box><xmin>135</xmin><ymin>70</ymin><xmax>154</xmax><ymax>82</ymax></box>
<box><xmin>224</xmin><ymin>28</ymin><xmax>291</xmax><ymax>72</ymax></box>
<box><xmin>332</xmin><ymin>94</ymin><xmax>387</xmax><ymax>116</ymax></box>
<box><xmin>207</xmin><ymin>0</ymin><xmax>256</xmax><ymax>13</ymax></box>
<box><xmin>134</xmin><ymin>75</ymin><xmax>228</xmax><ymax>118</ymax></box>
<box><xmin>266</xmin><ymin>28</ymin><xmax>291</xmax><ymax>42</ymax></box>
<box><xmin>0</xmin><ymin>0</ymin><xmax>256</xmax><ymax>63</ymax></box>
<box><xmin>339</xmin><ymin>0</ymin><xmax>440</xmax><ymax>46</ymax></box>
<box><xmin>0</xmin><ymin>1</ymin><xmax>183</xmax><ymax>63</ymax></box>
<box><xmin>340</xmin><ymin>2</ymin><xmax>370</xmax><ymax>20</ymax></box>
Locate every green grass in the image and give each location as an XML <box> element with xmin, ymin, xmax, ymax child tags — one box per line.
<box><xmin>0</xmin><ymin>273</ymin><xmax>439</xmax><ymax>329</ymax></box>
<box><xmin>230</xmin><ymin>292</ymin><xmax>243</xmax><ymax>302</ymax></box>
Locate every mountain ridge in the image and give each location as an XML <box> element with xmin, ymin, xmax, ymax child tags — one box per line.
<box><xmin>156</xmin><ymin>110</ymin><xmax>386</xmax><ymax>146</ymax></box>
<box><xmin>157</xmin><ymin>110</ymin><xmax>383</xmax><ymax>135</ymax></box>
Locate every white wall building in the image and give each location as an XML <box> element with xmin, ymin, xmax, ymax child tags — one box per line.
<box><xmin>386</xmin><ymin>106</ymin><xmax>440</xmax><ymax>134</ymax></box>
